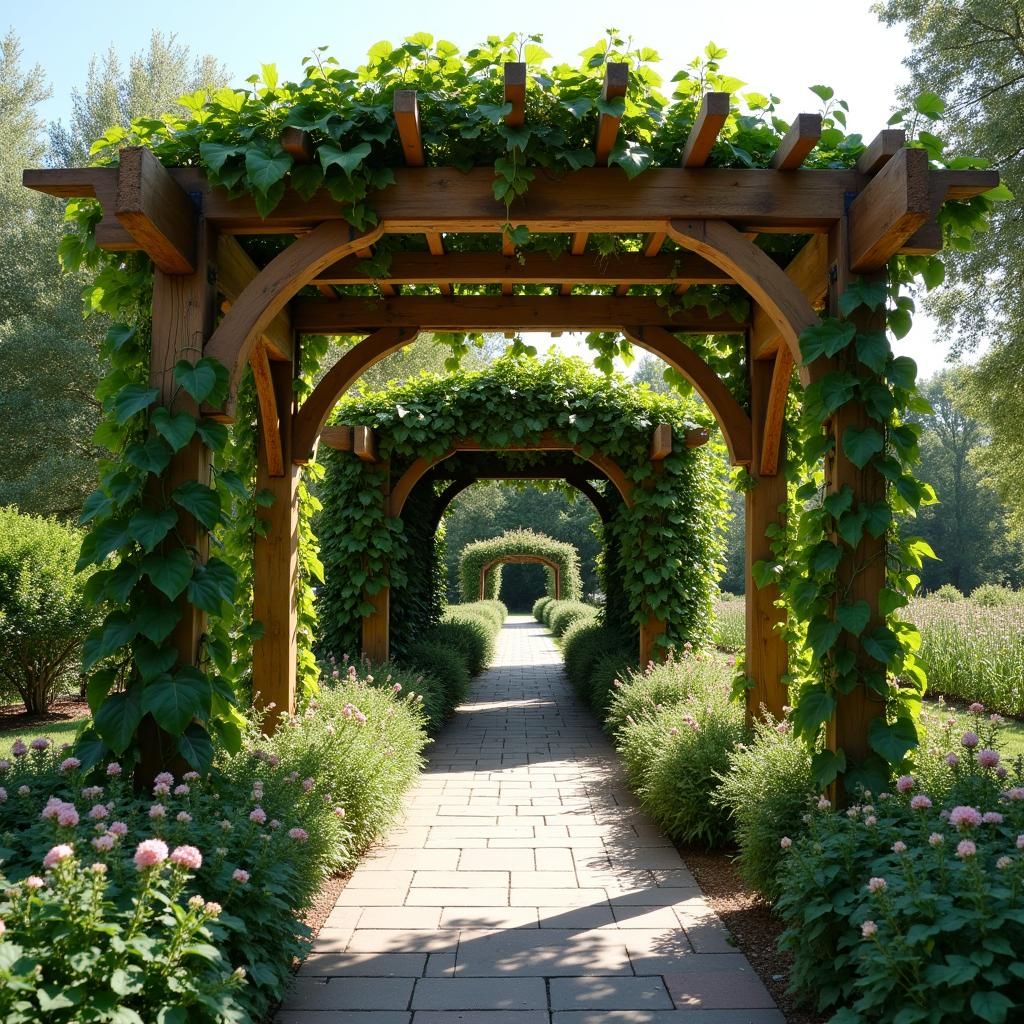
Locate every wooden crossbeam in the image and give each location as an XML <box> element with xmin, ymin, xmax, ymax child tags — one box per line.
<box><xmin>595</xmin><ymin>63</ymin><xmax>629</xmax><ymax>166</ymax></box>
<box><xmin>685</xmin><ymin>427</ymin><xmax>710</xmax><ymax>448</ymax></box>
<box><xmin>681</xmin><ymin>92</ymin><xmax>730</xmax><ymax>168</ymax></box>
<box><xmin>560</xmin><ymin>232</ymin><xmax>590</xmax><ymax>296</ymax></box>
<box><xmin>354</xmin><ymin>425</ymin><xmax>378</xmax><ymax>462</ymax></box>
<box><xmin>770</xmin><ymin>114</ymin><xmax>822</xmax><ymax>170</ymax></box>
<box><xmin>848</xmin><ymin>147</ymin><xmax>930</xmax><ymax>271</ymax></box>
<box><xmin>394</xmin><ymin>90</ymin><xmax>425</xmax><ymax>167</ymax></box>
<box><xmin>504</xmin><ymin>63</ymin><xmax>526</xmax><ymax>126</ymax></box>
<box><xmin>280</xmin><ymin>128</ymin><xmax>314</xmax><ymax>163</ymax></box>
<box><xmin>249</xmin><ymin>341</ymin><xmax>284</xmax><ymax>476</ymax></box>
<box><xmin>292</xmin><ymin>295</ymin><xmax>748</xmax><ymax>333</ymax></box>
<box><xmin>320</xmin><ymin>424</ymin><xmax>352</xmax><ymax>451</ymax></box>
<box><xmin>314</xmin><ymin>250</ymin><xmax>732</xmax><ymax>286</ymax></box>
<box><xmin>424</xmin><ymin>231</ymin><xmax>452</xmax><ymax>295</ymax></box>
<box><xmin>643</xmin><ymin>232</ymin><xmax>666</xmax><ymax>257</ymax></box>
<box><xmin>857</xmin><ymin>129</ymin><xmax>906</xmax><ymax>175</ymax></box>
<box><xmin>216</xmin><ymin>235</ymin><xmax>293</xmax><ymax>361</ymax></box>
<box><xmin>115</xmin><ymin>147</ymin><xmax>197</xmax><ymax>274</ymax></box>
<box><xmin>750</xmin><ymin>234</ymin><xmax>829</xmax><ymax>360</ymax></box>
<box><xmin>354</xmin><ymin>245</ymin><xmax>396</xmax><ymax>298</ymax></box>
<box><xmin>650</xmin><ymin>424</ymin><xmax>672</xmax><ymax>460</ymax></box>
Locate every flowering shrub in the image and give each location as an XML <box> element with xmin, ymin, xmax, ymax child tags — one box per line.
<box><xmin>776</xmin><ymin>711</ymin><xmax>1024</xmax><ymax>1022</ymax></box>
<box><xmin>0</xmin><ymin>841</ymin><xmax>245</xmax><ymax>1022</ymax></box>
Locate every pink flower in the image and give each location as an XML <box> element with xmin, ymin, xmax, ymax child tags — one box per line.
<box><xmin>57</xmin><ymin>806</ymin><xmax>79</xmax><ymax>828</ymax></box>
<box><xmin>182</xmin><ymin>771</ymin><xmax>199</xmax><ymax>782</ymax></box>
<box><xmin>861</xmin><ymin>920</ymin><xmax>877</xmax><ymax>938</ymax></box>
<box><xmin>896</xmin><ymin>775</ymin><xmax>915</xmax><ymax>793</ymax></box>
<box><xmin>89</xmin><ymin>804</ymin><xmax>108</xmax><ymax>821</ymax></box>
<box><xmin>176</xmin><ymin>810</ymin><xmax>192</xmax><ymax>824</ymax></box>
<box><xmin>154</xmin><ymin>772</ymin><xmax>174</xmax><ymax>787</ymax></box>
<box><xmin>59</xmin><ymin>757</ymin><xmax>81</xmax><ymax>773</ymax></box>
<box><xmin>232</xmin><ymin>868</ymin><xmax>250</xmax><ymax>884</ymax></box>
<box><xmin>997</xmin><ymin>766</ymin><xmax>1009</xmax><ymax>780</ymax></box>
<box><xmin>867</xmin><ymin>877</ymin><xmax>887</xmax><ymax>893</ymax></box>
<box><xmin>249</xmin><ymin>807</ymin><xmax>267</xmax><ymax>825</ymax></box>
<box><xmin>288</xmin><ymin>828</ymin><xmax>309</xmax><ymax>843</ymax></box>
<box><xmin>929</xmin><ymin>832</ymin><xmax>944</xmax><ymax>847</ymax></box>
<box><xmin>997</xmin><ymin>856</ymin><xmax>1012</xmax><ymax>870</ymax></box>
<box><xmin>11</xmin><ymin>740</ymin><xmax>27</xmax><ymax>758</ymax></box>
<box><xmin>204</xmin><ymin>901</ymin><xmax>222</xmax><ymax>917</ymax></box>
<box><xmin>817</xmin><ymin>797</ymin><xmax>831</xmax><ymax>811</ymax></box>
<box><xmin>334</xmin><ymin>807</ymin><xmax>346</xmax><ymax>818</ymax></box>
<box><xmin>977</xmin><ymin>749</ymin><xmax>1001</xmax><ymax>769</ymax></box>
<box><xmin>892</xmin><ymin>841</ymin><xmax>907</xmax><ymax>854</ymax></box>
<box><xmin>188</xmin><ymin>895</ymin><xmax>205</xmax><ymax>910</ymax></box>
<box><xmin>153</xmin><ymin>783</ymin><xmax>170</xmax><ymax>796</ymax></box>
<box><xmin>910</xmin><ymin>795</ymin><xmax>933</xmax><ymax>810</ymax></box>
<box><xmin>1004</xmin><ymin>787</ymin><xmax>1024</xmax><ymax>802</ymax></box>
<box><xmin>945</xmin><ymin>753</ymin><xmax>960</xmax><ymax>767</ymax></box>
<box><xmin>174</xmin><ymin>784</ymin><xmax>190</xmax><ymax>796</ymax></box>
<box><xmin>983</xmin><ymin>811</ymin><xmax>1004</xmax><ymax>824</ymax></box>
<box><xmin>780</xmin><ymin>836</ymin><xmax>792</xmax><ymax>849</ymax></box>
<box><xmin>864</xmin><ymin>815</ymin><xmax>877</xmax><ymax>827</ymax></box>
<box><xmin>0</xmin><ymin>788</ymin><xmax>6</xmax><ymax>804</ymax></box>
<box><xmin>106</xmin><ymin>762</ymin><xmax>122</xmax><ymax>777</ymax></box>
<box><xmin>81</xmin><ymin>786</ymin><xmax>103</xmax><ymax>800</ymax></box>
<box><xmin>90</xmin><ymin>862</ymin><xmax>107</xmax><ymax>875</ymax></box>
<box><xmin>0</xmin><ymin>920</ymin><xmax>4</xmax><ymax>936</ymax></box>
<box><xmin>108</xmin><ymin>821</ymin><xmax>128</xmax><ymax>836</ymax></box>
<box><xmin>269</xmin><ymin>819</ymin><xmax>281</xmax><ymax>830</ymax></box>
<box><xmin>961</xmin><ymin>732</ymin><xmax>979</xmax><ymax>749</ymax></box>
<box><xmin>92</xmin><ymin>834</ymin><xmax>115</xmax><ymax>852</ymax></box>
<box><xmin>30</xmin><ymin>738</ymin><xmax>50</xmax><ymax>751</ymax></box>
<box><xmin>133</xmin><ymin>838</ymin><xmax>169</xmax><ymax>870</ymax></box>
<box><xmin>24</xmin><ymin>875</ymin><xmax>45</xmax><ymax>889</ymax></box>
<box><xmin>43</xmin><ymin>844</ymin><xmax>74</xmax><ymax>869</ymax></box>
<box><xmin>968</xmin><ymin>702</ymin><xmax>984</xmax><ymax>714</ymax></box>
<box><xmin>17</xmin><ymin>785</ymin><xmax>29</xmax><ymax>796</ymax></box>
<box><xmin>169</xmin><ymin>845</ymin><xmax>202</xmax><ymax>871</ymax></box>
<box><xmin>392</xmin><ymin>682</ymin><xmax>402</xmax><ymax>693</ymax></box>
<box><xmin>0</xmin><ymin>759</ymin><xmax>9</xmax><ymax>773</ymax></box>
<box><xmin>949</xmin><ymin>806</ymin><xmax>983</xmax><ymax>830</ymax></box>
<box><xmin>149</xmin><ymin>804</ymin><xmax>166</xmax><ymax>819</ymax></box>
<box><xmin>956</xmin><ymin>839</ymin><xmax>977</xmax><ymax>859</ymax></box>
<box><xmin>302</xmin><ymin>778</ymin><xmax>314</xmax><ymax>793</ymax></box>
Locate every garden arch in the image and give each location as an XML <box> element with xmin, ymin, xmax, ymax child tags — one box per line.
<box><xmin>479</xmin><ymin>556</ymin><xmax>561</xmax><ymax>601</ymax></box>
<box><xmin>456</xmin><ymin>530</ymin><xmax>583</xmax><ymax>605</ymax></box>
<box><xmin>28</xmin><ymin>49</ymin><xmax>999</xmax><ymax>787</ymax></box>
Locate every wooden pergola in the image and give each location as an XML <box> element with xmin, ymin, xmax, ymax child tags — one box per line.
<box><xmin>26</xmin><ymin>63</ymin><xmax>997</xmax><ymax>763</ymax></box>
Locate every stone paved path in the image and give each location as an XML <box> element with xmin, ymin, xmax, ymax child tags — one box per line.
<box><xmin>278</xmin><ymin>616</ymin><xmax>782</xmax><ymax>1024</ymax></box>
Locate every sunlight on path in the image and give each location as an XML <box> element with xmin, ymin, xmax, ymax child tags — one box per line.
<box><xmin>278</xmin><ymin>615</ymin><xmax>781</xmax><ymax>1023</ymax></box>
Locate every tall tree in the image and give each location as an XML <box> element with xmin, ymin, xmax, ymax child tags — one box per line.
<box><xmin>875</xmin><ymin>0</ymin><xmax>1024</xmax><ymax>529</ymax></box>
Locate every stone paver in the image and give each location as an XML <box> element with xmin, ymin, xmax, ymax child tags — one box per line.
<box><xmin>278</xmin><ymin>617</ymin><xmax>777</xmax><ymax>1020</ymax></box>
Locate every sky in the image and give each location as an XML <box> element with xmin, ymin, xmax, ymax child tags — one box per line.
<box><xmin>9</xmin><ymin>0</ymin><xmax>962</xmax><ymax>378</ymax></box>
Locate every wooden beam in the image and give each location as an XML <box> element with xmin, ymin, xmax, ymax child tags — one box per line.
<box><xmin>280</xmin><ymin>128</ymin><xmax>314</xmax><ymax>163</ymax></box>
<box><xmin>848</xmin><ymin>147</ymin><xmax>930</xmax><ymax>272</ymax></box>
<box><xmin>681</xmin><ymin>92</ymin><xmax>730</xmax><ymax>168</ymax></box>
<box><xmin>857</xmin><ymin>129</ymin><xmax>906</xmax><ymax>175</ymax></box>
<box><xmin>215</xmin><ymin>235</ymin><xmax>293</xmax><ymax>361</ymax></box>
<box><xmin>354</xmin><ymin>425</ymin><xmax>377</xmax><ymax>462</ymax></box>
<box><xmin>394</xmin><ymin>90</ymin><xmax>425</xmax><ymax>167</ymax></box>
<box><xmin>685</xmin><ymin>427</ymin><xmax>710</xmax><ymax>448</ymax></box>
<box><xmin>770</xmin><ymin>114</ymin><xmax>822</xmax><ymax>170</ymax></box>
<box><xmin>115</xmin><ymin>147</ymin><xmax>197</xmax><ymax>274</ymax></box>
<box><xmin>504</xmin><ymin>63</ymin><xmax>526</xmax><ymax>126</ymax></box>
<box><xmin>292</xmin><ymin>295</ymin><xmax>748</xmax><ymax>334</ymax></box>
<box><xmin>759</xmin><ymin>348</ymin><xmax>793</xmax><ymax>476</ymax></box>
<box><xmin>560</xmin><ymin>232</ymin><xmax>590</xmax><ymax>296</ymax></box>
<box><xmin>249</xmin><ymin>341</ymin><xmax>284</xmax><ymax>476</ymax></box>
<box><xmin>315</xmin><ymin>249</ymin><xmax>732</xmax><ymax>286</ymax></box>
<box><xmin>750</xmin><ymin>234</ymin><xmax>829</xmax><ymax>359</ymax></box>
<box><xmin>425</xmin><ymin>231</ymin><xmax>452</xmax><ymax>295</ymax></box>
<box><xmin>320</xmin><ymin>424</ymin><xmax>352</xmax><ymax>450</ymax></box>
<box><xmin>650</xmin><ymin>424</ymin><xmax>672</xmax><ymax>461</ymax></box>
<box><xmin>643</xmin><ymin>232</ymin><xmax>666</xmax><ymax>257</ymax></box>
<box><xmin>25</xmin><ymin>165</ymin><xmax>997</xmax><ymax>238</ymax></box>
<box><xmin>595</xmin><ymin>63</ymin><xmax>628</xmax><ymax>166</ymax></box>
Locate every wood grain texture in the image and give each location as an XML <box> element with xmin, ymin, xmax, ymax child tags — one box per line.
<box><xmin>280</xmin><ymin>127</ymin><xmax>314</xmax><ymax>163</ymax></box>
<box><xmin>249</xmin><ymin>341</ymin><xmax>284</xmax><ymax>476</ymax></box>
<box><xmin>650</xmin><ymin>423</ymin><xmax>672</xmax><ymax>461</ymax></box>
<box><xmin>216</xmin><ymin>235</ymin><xmax>293</xmax><ymax>360</ymax></box>
<box><xmin>681</xmin><ymin>92</ymin><xmax>730</xmax><ymax>168</ymax></box>
<box><xmin>354</xmin><ymin>425</ymin><xmax>378</xmax><ymax>462</ymax></box>
<box><xmin>856</xmin><ymin>129</ymin><xmax>906</xmax><ymax>175</ymax></box>
<box><xmin>394</xmin><ymin>90</ymin><xmax>425</xmax><ymax>167</ymax></box>
<box><xmin>770</xmin><ymin>114</ymin><xmax>822</xmax><ymax>170</ymax></box>
<box><xmin>504</xmin><ymin>63</ymin><xmax>526</xmax><ymax>126</ymax></box>
<box><xmin>759</xmin><ymin>348</ymin><xmax>793</xmax><ymax>477</ymax></box>
<box><xmin>595</xmin><ymin>63</ymin><xmax>628</xmax><ymax>166</ymax></box>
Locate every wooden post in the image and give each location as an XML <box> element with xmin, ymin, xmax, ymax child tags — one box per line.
<box><xmin>361</xmin><ymin>463</ymin><xmax>391</xmax><ymax>662</ymax></box>
<box><xmin>825</xmin><ymin>217</ymin><xmax>887</xmax><ymax>782</ymax></box>
<box><xmin>138</xmin><ymin>219</ymin><xmax>216</xmax><ymax>782</ymax></box>
<box><xmin>744</xmin><ymin>354</ymin><xmax>789</xmax><ymax>722</ymax></box>
<box><xmin>252</xmin><ymin>357</ymin><xmax>298</xmax><ymax>730</ymax></box>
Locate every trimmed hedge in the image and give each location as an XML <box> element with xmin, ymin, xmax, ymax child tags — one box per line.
<box><xmin>561</xmin><ymin>620</ymin><xmax>634</xmax><ymax>707</ymax></box>
<box><xmin>548</xmin><ymin>600</ymin><xmax>598</xmax><ymax>638</ymax></box>
<box><xmin>533</xmin><ymin>596</ymin><xmax>554</xmax><ymax>622</ymax></box>
<box><xmin>401</xmin><ymin>641</ymin><xmax>472</xmax><ymax>717</ymax></box>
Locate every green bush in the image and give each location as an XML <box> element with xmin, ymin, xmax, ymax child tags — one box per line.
<box><xmin>713</xmin><ymin>715</ymin><xmax>814</xmax><ymax>900</ymax></box>
<box><xmin>776</xmin><ymin>717</ymin><xmax>1024</xmax><ymax>1022</ymax></box>
<box><xmin>970</xmin><ymin>582</ymin><xmax>1018</xmax><ymax>606</ymax></box>
<box><xmin>587</xmin><ymin>652</ymin><xmax>637</xmax><ymax>717</ymax></box>
<box><xmin>401</xmin><ymin>641</ymin><xmax>472</xmax><ymax>717</ymax></box>
<box><xmin>431</xmin><ymin>617</ymin><xmax>493</xmax><ymax>676</ymax></box>
<box><xmin>0</xmin><ymin>507</ymin><xmax>99</xmax><ymax>713</ymax></box>
<box><xmin>547</xmin><ymin>600</ymin><xmax>597</xmax><ymax>638</ymax></box>
<box><xmin>932</xmin><ymin>583</ymin><xmax>963</xmax><ymax>602</ymax></box>
<box><xmin>533</xmin><ymin>595</ymin><xmax>554</xmax><ymax>622</ymax></box>
<box><xmin>561</xmin><ymin>621</ymin><xmax>632</xmax><ymax>705</ymax></box>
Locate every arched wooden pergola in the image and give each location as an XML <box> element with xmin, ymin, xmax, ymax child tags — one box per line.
<box><xmin>26</xmin><ymin>63</ymin><xmax>997</xmax><ymax>770</ymax></box>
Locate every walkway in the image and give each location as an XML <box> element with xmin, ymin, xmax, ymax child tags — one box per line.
<box><xmin>278</xmin><ymin>616</ymin><xmax>782</xmax><ymax>1024</ymax></box>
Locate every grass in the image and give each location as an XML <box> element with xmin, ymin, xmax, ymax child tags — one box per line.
<box><xmin>921</xmin><ymin>696</ymin><xmax>1024</xmax><ymax>760</ymax></box>
<box><xmin>712</xmin><ymin>594</ymin><xmax>745</xmax><ymax>653</ymax></box>
<box><xmin>0</xmin><ymin>711</ymin><xmax>88</xmax><ymax>751</ymax></box>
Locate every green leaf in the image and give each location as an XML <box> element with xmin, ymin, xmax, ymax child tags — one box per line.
<box><xmin>86</xmin><ymin>670</ymin><xmax>117</xmax><ymax>712</ymax></box>
<box><xmin>478</xmin><ymin>101</ymin><xmax>513</xmax><ymax>122</ymax></box>
<box><xmin>195</xmin><ymin>419</ymin><xmax>229</xmax><ymax>451</ymax></box>
<box><xmin>245</xmin><ymin>146</ymin><xmax>292</xmax><ymax>194</ymax></box>
<box><xmin>836</xmin><ymin>600</ymin><xmax>871</xmax><ymax>636</ymax></box>
<box><xmin>74</xmin><ymin>727</ymin><xmax>109</xmax><ymax>770</ymax></box>
<box><xmin>172</xmin><ymin>481</ymin><xmax>222</xmax><ymax>530</ymax></box>
<box><xmin>868</xmin><ymin>716</ymin><xmax>919</xmax><ymax>764</ymax></box>
<box><xmin>113</xmin><ymin>384</ymin><xmax>160</xmax><ymax>424</ymax></box>
<box><xmin>888</xmin><ymin>306</ymin><xmax>913</xmax><ymax>339</ymax></box>
<box><xmin>799</xmin><ymin>318</ymin><xmax>856</xmax><ymax>362</ymax></box>
<box><xmin>809</xmin><ymin>540</ymin><xmax>842</xmax><ymax>574</ymax></box>
<box><xmin>94</xmin><ymin>687</ymin><xmax>145</xmax><ymax>754</ymax></box>
<box><xmin>126</xmin><ymin>436</ymin><xmax>172</xmax><ymax>476</ymax></box>
<box><xmin>862</xmin><ymin>625</ymin><xmax>901</xmax><ymax>665</ymax></box>
<box><xmin>141</xmin><ymin>548</ymin><xmax>194</xmax><ymax>600</ymax></box>
<box><xmin>186</xmin><ymin>558</ymin><xmax>237</xmax><ymax>613</ymax></box>
<box><xmin>135</xmin><ymin>602</ymin><xmax>182</xmax><ymax>645</ymax></box>
<box><xmin>854</xmin><ymin>331</ymin><xmax>891</xmax><ymax>374</ymax></box>
<box><xmin>969</xmin><ymin>992</ymin><xmax>1014</xmax><ymax>1024</ymax></box>
<box><xmin>837</xmin><ymin>507</ymin><xmax>867</xmax><ymax>547</ymax></box>
<box><xmin>142</xmin><ymin>672</ymin><xmax>208</xmax><ymax>735</ymax></box>
<box><xmin>791</xmin><ymin>683</ymin><xmax>835</xmax><ymax>737</ymax></box>
<box><xmin>291</xmin><ymin>162</ymin><xmax>325</xmax><ymax>200</ymax></box>
<box><xmin>913</xmin><ymin>91</ymin><xmax>945</xmax><ymax>118</ymax></box>
<box><xmin>842</xmin><ymin>425</ymin><xmax>884</xmax><ymax>468</ymax></box>
<box><xmin>839</xmin><ymin>278</ymin><xmax>888</xmax><ymax>315</ymax></box>
<box><xmin>151</xmin><ymin>408</ymin><xmax>196</xmax><ymax>451</ymax></box>
<box><xmin>133</xmin><ymin>639</ymin><xmax>178</xmax><ymax>683</ymax></box>
<box><xmin>609</xmin><ymin>140</ymin><xmax>655</xmax><ymax>179</ymax></box>
<box><xmin>80</xmin><ymin>489</ymin><xmax>114</xmax><ymax>525</ymax></box>
<box><xmin>318</xmin><ymin>141</ymin><xmax>371</xmax><ymax>177</ymax></box>
<box><xmin>862</xmin><ymin>500</ymin><xmax>892</xmax><ymax>538</ymax></box>
<box><xmin>178</xmin><ymin>722</ymin><xmax>214</xmax><ymax>772</ymax></box>
<box><xmin>83</xmin><ymin>612</ymin><xmax>137</xmax><ymax>670</ymax></box>
<box><xmin>811</xmin><ymin>747</ymin><xmax>846</xmax><ymax>788</ymax></box>
<box><xmin>886</xmin><ymin>355</ymin><xmax>918</xmax><ymax>390</ymax></box>
<box><xmin>128</xmin><ymin>508</ymin><xmax>179</xmax><ymax>553</ymax></box>
<box><xmin>823</xmin><ymin>486</ymin><xmax>853</xmax><ymax>519</ymax></box>
<box><xmin>878</xmin><ymin>587</ymin><xmax>908</xmax><ymax>616</ymax></box>
<box><xmin>174</xmin><ymin>358</ymin><xmax>229</xmax><ymax>405</ymax></box>
<box><xmin>199</xmin><ymin>142</ymin><xmax>243</xmax><ymax>172</ymax></box>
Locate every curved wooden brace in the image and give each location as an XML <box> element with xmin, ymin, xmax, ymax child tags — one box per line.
<box><xmin>665</xmin><ymin>219</ymin><xmax>818</xmax><ymax>383</ymax></box>
<box><xmin>204</xmin><ymin>220</ymin><xmax>385</xmax><ymax>415</ymax></box>
<box><xmin>292</xmin><ymin>326</ymin><xmax>420</xmax><ymax>463</ymax></box>
<box><xmin>480</xmin><ymin>555</ymin><xmax>561</xmax><ymax>601</ymax></box>
<box><xmin>621</xmin><ymin>325</ymin><xmax>753</xmax><ymax>466</ymax></box>
<box><xmin>390</xmin><ymin>440</ymin><xmax>635</xmax><ymax>520</ymax></box>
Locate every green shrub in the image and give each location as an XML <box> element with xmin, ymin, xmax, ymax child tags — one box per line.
<box><xmin>547</xmin><ymin>600</ymin><xmax>597</xmax><ymax>638</ymax></box>
<box><xmin>776</xmin><ymin>718</ymin><xmax>1024</xmax><ymax>1022</ymax></box>
<box><xmin>533</xmin><ymin>596</ymin><xmax>553</xmax><ymax>622</ymax></box>
<box><xmin>712</xmin><ymin>595</ymin><xmax>745</xmax><ymax>653</ymax></box>
<box><xmin>714</xmin><ymin>715</ymin><xmax>814</xmax><ymax>900</ymax></box>
<box><xmin>970</xmin><ymin>582</ymin><xmax>1018</xmax><ymax>606</ymax></box>
<box><xmin>561</xmin><ymin>621</ymin><xmax>631</xmax><ymax>705</ymax></box>
<box><xmin>0</xmin><ymin>507</ymin><xmax>99</xmax><ymax>713</ymax></box>
<box><xmin>401</xmin><ymin>641</ymin><xmax>472</xmax><ymax>716</ymax></box>
<box><xmin>932</xmin><ymin>583</ymin><xmax>963</xmax><ymax>602</ymax></box>
<box><xmin>431</xmin><ymin>617</ymin><xmax>493</xmax><ymax>676</ymax></box>
<box><xmin>587</xmin><ymin>652</ymin><xmax>637</xmax><ymax>718</ymax></box>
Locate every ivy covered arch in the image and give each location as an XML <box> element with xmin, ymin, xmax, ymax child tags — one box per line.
<box><xmin>458</xmin><ymin>530</ymin><xmax>583</xmax><ymax>603</ymax></box>
<box><xmin>28</xmin><ymin>32</ymin><xmax>1004</xmax><ymax>794</ymax></box>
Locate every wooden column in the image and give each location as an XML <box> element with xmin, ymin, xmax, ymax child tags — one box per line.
<box><xmin>825</xmin><ymin>217</ymin><xmax>887</xmax><ymax>778</ymax></box>
<box><xmin>139</xmin><ymin>219</ymin><xmax>216</xmax><ymax>780</ymax></box>
<box><xmin>361</xmin><ymin>464</ymin><xmax>391</xmax><ymax>662</ymax></box>
<box><xmin>252</xmin><ymin>357</ymin><xmax>298</xmax><ymax>730</ymax></box>
<box><xmin>744</xmin><ymin>354</ymin><xmax>789</xmax><ymax>722</ymax></box>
